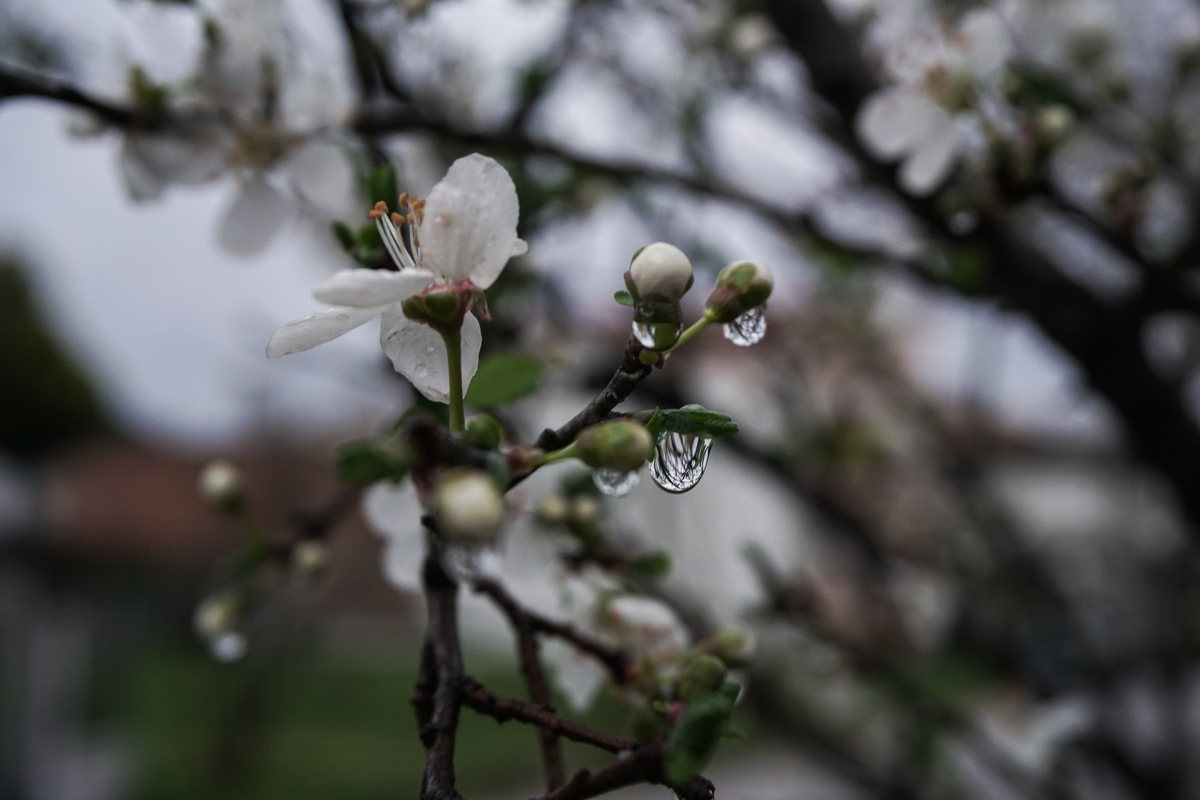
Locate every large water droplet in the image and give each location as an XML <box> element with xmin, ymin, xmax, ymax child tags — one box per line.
<box><xmin>593</xmin><ymin>468</ymin><xmax>641</xmax><ymax>497</ymax></box>
<box><xmin>633</xmin><ymin>321</ymin><xmax>682</xmax><ymax>351</ymax></box>
<box><xmin>425</xmin><ymin>345</ymin><xmax>437</xmax><ymax>354</ymax></box>
<box><xmin>650</xmin><ymin>432</ymin><xmax>713</xmax><ymax>493</ymax></box>
<box><xmin>210</xmin><ymin>631</ymin><xmax>248</xmax><ymax>662</ymax></box>
<box><xmin>723</xmin><ymin>305</ymin><xmax>767</xmax><ymax>347</ymax></box>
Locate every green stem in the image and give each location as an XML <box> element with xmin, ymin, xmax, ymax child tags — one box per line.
<box><xmin>440</xmin><ymin>324</ymin><xmax>466</xmax><ymax>433</ymax></box>
<box><xmin>525</xmin><ymin>441</ymin><xmax>581</xmax><ymax>470</ymax></box>
<box><xmin>662</xmin><ymin>311</ymin><xmax>717</xmax><ymax>356</ymax></box>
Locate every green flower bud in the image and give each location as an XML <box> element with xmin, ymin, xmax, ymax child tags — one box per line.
<box><xmin>704</xmin><ymin>261</ymin><xmax>774</xmax><ymax>324</ymax></box>
<box><xmin>465</xmin><ymin>414</ymin><xmax>504</xmax><ymax>450</ymax></box>
<box><xmin>629</xmin><ymin>242</ymin><xmax>694</xmax><ymax>302</ymax></box>
<box><xmin>432</xmin><ymin>468</ymin><xmax>506</xmax><ymax>545</ymax></box>
<box><xmin>703</xmin><ymin>629</ymin><xmax>756</xmax><ymax>668</ymax></box>
<box><xmin>677</xmin><ymin>654</ymin><xmax>729</xmax><ymax>701</ymax></box>
<box><xmin>534</xmin><ymin>494</ymin><xmax>570</xmax><ymax>526</ymax></box>
<box><xmin>198</xmin><ymin>459</ymin><xmax>244</xmax><ymax>515</ymax></box>
<box><xmin>574</xmin><ymin>421</ymin><xmax>654</xmax><ymax>473</ymax></box>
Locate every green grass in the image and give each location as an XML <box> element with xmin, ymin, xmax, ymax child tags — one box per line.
<box><xmin>95</xmin><ymin>641</ymin><xmax>637</xmax><ymax>800</ymax></box>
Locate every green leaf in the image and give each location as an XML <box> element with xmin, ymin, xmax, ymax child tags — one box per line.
<box><xmin>627</xmin><ymin>550</ymin><xmax>672</xmax><ymax>579</ymax></box>
<box><xmin>465</xmin><ymin>352</ymin><xmax>543</xmax><ymax>408</ymax></box>
<box><xmin>614</xmin><ymin>290</ymin><xmax>634</xmax><ymax>307</ymax></box>
<box><xmin>368</xmin><ymin>163</ymin><xmax>399</xmax><ymax>209</ymax></box>
<box><xmin>645</xmin><ymin>405</ymin><xmax>738</xmax><ymax>441</ymax></box>
<box><xmin>664</xmin><ymin>690</ymin><xmax>736</xmax><ymax>783</ymax></box>
<box><xmin>337</xmin><ymin>437</ymin><xmax>412</xmax><ymax>484</ymax></box>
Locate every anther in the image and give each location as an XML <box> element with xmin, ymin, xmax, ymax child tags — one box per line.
<box><xmin>398</xmin><ymin>191</ymin><xmax>409</xmax><ymax>208</ymax></box>
<box><xmin>391</xmin><ymin>212</ymin><xmax>406</xmax><ymax>226</ymax></box>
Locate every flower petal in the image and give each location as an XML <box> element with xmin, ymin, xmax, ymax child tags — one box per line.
<box><xmin>266</xmin><ymin>305</ymin><xmax>384</xmax><ymax>357</ymax></box>
<box><xmin>957</xmin><ymin>9</ymin><xmax>1012</xmax><ymax>76</ymax></box>
<box><xmin>419</xmin><ymin>154</ymin><xmax>523</xmax><ymax>288</ymax></box>
<box><xmin>362</xmin><ymin>481</ymin><xmax>425</xmax><ymax>592</ymax></box>
<box><xmin>312</xmin><ymin>268</ymin><xmax>436</xmax><ymax>308</ymax></box>
<box><xmin>289</xmin><ymin>141</ymin><xmax>356</xmax><ymax>217</ymax></box>
<box><xmin>542</xmin><ymin>639</ymin><xmax>607</xmax><ymax>713</ymax></box>
<box><xmin>219</xmin><ymin>175</ymin><xmax>289</xmax><ymax>256</ymax></box>
<box><xmin>857</xmin><ymin>88</ymin><xmax>944</xmax><ymax>161</ymax></box>
<box><xmin>899</xmin><ymin>116</ymin><xmax>960</xmax><ymax>196</ymax></box>
<box><xmin>379</xmin><ymin>310</ymin><xmax>482</xmax><ymax>402</ymax></box>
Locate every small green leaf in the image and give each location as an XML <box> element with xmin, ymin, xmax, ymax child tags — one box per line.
<box><xmin>337</xmin><ymin>437</ymin><xmax>412</xmax><ymax>484</ymax></box>
<box><xmin>368</xmin><ymin>163</ymin><xmax>399</xmax><ymax>209</ymax></box>
<box><xmin>627</xmin><ymin>550</ymin><xmax>672</xmax><ymax>579</ymax></box>
<box><xmin>614</xmin><ymin>290</ymin><xmax>634</xmax><ymax>307</ymax></box>
<box><xmin>465</xmin><ymin>352</ymin><xmax>544</xmax><ymax>408</ymax></box>
<box><xmin>332</xmin><ymin>221</ymin><xmax>356</xmax><ymax>252</ymax></box>
<box><xmin>646</xmin><ymin>405</ymin><xmax>738</xmax><ymax>440</ymax></box>
<box><xmin>664</xmin><ymin>690</ymin><xmax>736</xmax><ymax>783</ymax></box>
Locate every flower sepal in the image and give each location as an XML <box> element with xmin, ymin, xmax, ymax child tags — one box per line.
<box><xmin>401</xmin><ymin>282</ymin><xmax>482</xmax><ymax>331</ymax></box>
<box><xmin>704</xmin><ymin>261</ymin><xmax>773</xmax><ymax>324</ymax></box>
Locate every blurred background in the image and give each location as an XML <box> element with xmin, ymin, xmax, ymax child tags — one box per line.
<box><xmin>3</xmin><ymin>0</ymin><xmax>1200</xmax><ymax>798</ymax></box>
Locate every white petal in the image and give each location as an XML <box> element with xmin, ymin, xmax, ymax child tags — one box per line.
<box><xmin>312</xmin><ymin>268</ymin><xmax>436</xmax><ymax>308</ymax></box>
<box><xmin>362</xmin><ymin>481</ymin><xmax>425</xmax><ymax>592</ymax></box>
<box><xmin>857</xmin><ymin>88</ymin><xmax>944</xmax><ymax>161</ymax></box>
<box><xmin>899</xmin><ymin>117</ymin><xmax>960</xmax><ymax>196</ymax></box>
<box><xmin>266</xmin><ymin>305</ymin><xmax>384</xmax><ymax>357</ymax></box>
<box><xmin>119</xmin><ymin>133</ymin><xmax>226</xmax><ymax>201</ymax></box>
<box><xmin>219</xmin><ymin>175</ymin><xmax>289</xmax><ymax>256</ymax></box>
<box><xmin>957</xmin><ymin>9</ymin><xmax>1012</xmax><ymax>76</ymax></box>
<box><xmin>379</xmin><ymin>310</ymin><xmax>482</xmax><ymax>402</ymax></box>
<box><xmin>511</xmin><ymin>239</ymin><xmax>529</xmax><ymax>256</ymax></box>
<box><xmin>542</xmin><ymin>639</ymin><xmax>607</xmax><ymax>713</ymax></box>
<box><xmin>419</xmin><ymin>154</ymin><xmax>523</xmax><ymax>288</ymax></box>
<box><xmin>289</xmin><ymin>141</ymin><xmax>356</xmax><ymax>217</ymax></box>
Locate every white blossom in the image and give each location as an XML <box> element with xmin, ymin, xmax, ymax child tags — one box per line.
<box><xmin>857</xmin><ymin>9</ymin><xmax>1012</xmax><ymax>196</ymax></box>
<box><xmin>266</xmin><ymin>154</ymin><xmax>528</xmax><ymax>402</ymax></box>
<box><xmin>629</xmin><ymin>242</ymin><xmax>693</xmax><ymax>301</ymax></box>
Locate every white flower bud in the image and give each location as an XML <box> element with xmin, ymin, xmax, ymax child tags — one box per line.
<box><xmin>198</xmin><ymin>459</ymin><xmax>243</xmax><ymax>511</ymax></box>
<box><xmin>291</xmin><ymin>540</ymin><xmax>331</xmax><ymax>580</ymax></box>
<box><xmin>194</xmin><ymin>590</ymin><xmax>242</xmax><ymax>641</ymax></box>
<box><xmin>629</xmin><ymin>243</ymin><xmax>694</xmax><ymax>302</ymax></box>
<box><xmin>535</xmin><ymin>494</ymin><xmax>570</xmax><ymax>526</ymax></box>
<box><xmin>705</xmin><ymin>261</ymin><xmax>774</xmax><ymax>323</ymax></box>
<box><xmin>1036</xmin><ymin>104</ymin><xmax>1075</xmax><ymax>145</ymax></box>
<box><xmin>432</xmin><ymin>469</ymin><xmax>506</xmax><ymax>545</ymax></box>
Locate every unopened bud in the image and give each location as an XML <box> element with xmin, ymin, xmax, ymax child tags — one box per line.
<box><xmin>194</xmin><ymin>589</ymin><xmax>243</xmax><ymax>641</ymax></box>
<box><xmin>1036</xmin><ymin>104</ymin><xmax>1075</xmax><ymax>145</ymax></box>
<box><xmin>569</xmin><ymin>496</ymin><xmax>600</xmax><ymax>524</ymax></box>
<box><xmin>432</xmin><ymin>468</ymin><xmax>506</xmax><ymax>545</ymax></box>
<box><xmin>534</xmin><ymin>494</ymin><xmax>570</xmax><ymax>526</ymax></box>
<box><xmin>628</xmin><ymin>243</ymin><xmax>694</xmax><ymax>302</ymax></box>
<box><xmin>401</xmin><ymin>284</ymin><xmax>478</xmax><ymax>327</ymax></box>
<box><xmin>465</xmin><ymin>414</ymin><xmax>504</xmax><ymax>450</ymax></box>
<box><xmin>702</xmin><ymin>629</ymin><xmax>756</xmax><ymax>668</ymax></box>
<box><xmin>704</xmin><ymin>261</ymin><xmax>773</xmax><ymax>323</ymax></box>
<box><xmin>677</xmin><ymin>654</ymin><xmax>729</xmax><ymax>701</ymax></box>
<box><xmin>574</xmin><ymin>421</ymin><xmax>654</xmax><ymax>473</ymax></box>
<box><xmin>291</xmin><ymin>540</ymin><xmax>331</xmax><ymax>581</ymax></box>
<box><xmin>198</xmin><ymin>460</ymin><xmax>244</xmax><ymax>513</ymax></box>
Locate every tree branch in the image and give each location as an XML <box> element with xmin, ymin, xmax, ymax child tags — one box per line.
<box><xmin>419</xmin><ymin>550</ymin><xmax>466</xmax><ymax>800</ymax></box>
<box><xmin>524</xmin><ymin>740</ymin><xmax>714</xmax><ymax>800</ymax></box>
<box><xmin>472</xmin><ymin>578</ymin><xmax>630</xmax><ymax>683</ymax></box>
<box><xmin>459</xmin><ymin>678</ymin><xmax>637</xmax><ymax>754</ymax></box>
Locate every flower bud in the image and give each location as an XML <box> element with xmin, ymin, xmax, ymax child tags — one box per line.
<box><xmin>193</xmin><ymin>589</ymin><xmax>243</xmax><ymax>641</ymax></box>
<box><xmin>704</xmin><ymin>261</ymin><xmax>773</xmax><ymax>323</ymax></box>
<box><xmin>700</xmin><ymin>629</ymin><xmax>756</xmax><ymax>668</ymax></box>
<box><xmin>291</xmin><ymin>540</ymin><xmax>331</xmax><ymax>581</ymax></box>
<box><xmin>432</xmin><ymin>468</ymin><xmax>506</xmax><ymax>545</ymax></box>
<box><xmin>628</xmin><ymin>242</ymin><xmax>694</xmax><ymax>302</ymax></box>
<box><xmin>569</xmin><ymin>496</ymin><xmax>600</xmax><ymax>524</ymax></box>
<box><xmin>465</xmin><ymin>414</ymin><xmax>504</xmax><ymax>450</ymax></box>
<box><xmin>574</xmin><ymin>421</ymin><xmax>654</xmax><ymax>473</ymax></box>
<box><xmin>1036</xmin><ymin>104</ymin><xmax>1075</xmax><ymax>145</ymax></box>
<box><xmin>534</xmin><ymin>494</ymin><xmax>570</xmax><ymax>526</ymax></box>
<box><xmin>677</xmin><ymin>654</ymin><xmax>729</xmax><ymax>701</ymax></box>
<box><xmin>198</xmin><ymin>459</ymin><xmax>244</xmax><ymax>514</ymax></box>
<box><xmin>401</xmin><ymin>284</ymin><xmax>482</xmax><ymax>328</ymax></box>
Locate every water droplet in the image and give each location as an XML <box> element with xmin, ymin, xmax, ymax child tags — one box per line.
<box><xmin>335</xmin><ymin>313</ymin><xmax>350</xmax><ymax>324</ymax></box>
<box><xmin>210</xmin><ymin>632</ymin><xmax>248</xmax><ymax>662</ymax></box>
<box><xmin>650</xmin><ymin>432</ymin><xmax>713</xmax><ymax>493</ymax></box>
<box><xmin>593</xmin><ymin>468</ymin><xmax>641</xmax><ymax>497</ymax></box>
<box><xmin>415</xmin><ymin>363</ymin><xmax>429</xmax><ymax>378</ymax></box>
<box><xmin>425</xmin><ymin>345</ymin><xmax>436</xmax><ymax>354</ymax></box>
<box><xmin>723</xmin><ymin>305</ymin><xmax>767</xmax><ymax>347</ymax></box>
<box><xmin>632</xmin><ymin>321</ymin><xmax>682</xmax><ymax>351</ymax></box>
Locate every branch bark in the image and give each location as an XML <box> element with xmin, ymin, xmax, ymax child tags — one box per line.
<box><xmin>419</xmin><ymin>552</ymin><xmax>466</xmax><ymax>800</ymax></box>
<box><xmin>525</xmin><ymin>740</ymin><xmax>714</xmax><ymax>800</ymax></box>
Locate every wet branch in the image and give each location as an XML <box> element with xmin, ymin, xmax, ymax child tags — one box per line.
<box><xmin>525</xmin><ymin>740</ymin><xmax>714</xmax><ymax>800</ymax></box>
<box><xmin>417</xmin><ymin>551</ymin><xmax>466</xmax><ymax>800</ymax></box>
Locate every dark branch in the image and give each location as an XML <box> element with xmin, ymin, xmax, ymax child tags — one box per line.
<box><xmin>472</xmin><ymin>578</ymin><xmax>630</xmax><ymax>683</ymax></box>
<box><xmin>459</xmin><ymin>678</ymin><xmax>637</xmax><ymax>754</ymax></box>
<box><xmin>0</xmin><ymin>62</ymin><xmax>161</xmax><ymax>128</ymax></box>
<box><xmin>419</xmin><ymin>551</ymin><xmax>466</xmax><ymax>800</ymax></box>
<box><xmin>525</xmin><ymin>740</ymin><xmax>714</xmax><ymax>800</ymax></box>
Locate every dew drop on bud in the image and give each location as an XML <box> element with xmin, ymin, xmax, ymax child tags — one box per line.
<box><xmin>722</xmin><ymin>305</ymin><xmax>767</xmax><ymax>347</ymax></box>
<box><xmin>210</xmin><ymin>631</ymin><xmax>248</xmax><ymax>663</ymax></box>
<box><xmin>593</xmin><ymin>468</ymin><xmax>641</xmax><ymax>497</ymax></box>
<box><xmin>650</xmin><ymin>433</ymin><xmax>713</xmax><ymax>493</ymax></box>
<box><xmin>633</xmin><ymin>321</ymin><xmax>682</xmax><ymax>351</ymax></box>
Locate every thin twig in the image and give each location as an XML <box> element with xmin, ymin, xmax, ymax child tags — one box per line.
<box><xmin>473</xmin><ymin>578</ymin><xmax>630</xmax><ymax>683</ymax></box>
<box><xmin>525</xmin><ymin>740</ymin><xmax>714</xmax><ymax>800</ymax></box>
<box><xmin>459</xmin><ymin>678</ymin><xmax>637</xmax><ymax>754</ymax></box>
<box><xmin>420</xmin><ymin>551</ymin><xmax>465</xmax><ymax>800</ymax></box>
